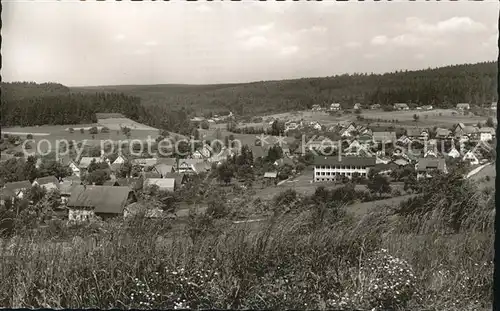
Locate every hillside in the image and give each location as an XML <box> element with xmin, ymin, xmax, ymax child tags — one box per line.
<box><xmin>71</xmin><ymin>61</ymin><xmax>498</xmax><ymax>116</ymax></box>
<box><xmin>1</xmin><ymin>82</ymin><xmax>70</xmax><ymax>101</ymax></box>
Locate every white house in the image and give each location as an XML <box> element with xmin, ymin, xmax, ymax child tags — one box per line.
<box><xmin>393</xmin><ymin>103</ymin><xmax>410</xmax><ymax>111</ymax></box>
<box><xmin>330</xmin><ymin>103</ymin><xmax>342</xmax><ymax>111</ymax></box>
<box><xmin>491</xmin><ymin>102</ymin><xmax>497</xmax><ymax>111</ymax></box>
<box><xmin>340</xmin><ymin>123</ymin><xmax>357</xmax><ymax>138</ymax></box>
<box><xmin>447</xmin><ymin>143</ymin><xmax>461</xmax><ymax>159</ymax></box>
<box><xmin>456</xmin><ymin>103</ymin><xmax>471</xmax><ymax>111</ymax></box>
<box><xmin>353</xmin><ymin>103</ymin><xmax>362</xmax><ymax>110</ymax></box>
<box><xmin>311</xmin><ymin>104</ymin><xmax>322</xmax><ymax>111</ymax></box>
<box><xmin>463</xmin><ymin>150</ymin><xmax>480</xmax><ymax>165</ymax></box>
<box><xmin>313</xmin><ymin>156</ymin><xmax>376</xmax><ymax>182</ymax></box>
<box><xmin>112</xmin><ymin>155</ymin><xmax>126</xmax><ymax>165</ymax></box>
<box><xmin>479</xmin><ymin>127</ymin><xmax>495</xmax><ymax>142</ymax></box>
<box><xmin>32</xmin><ymin>176</ymin><xmax>60</xmax><ymax>191</ymax></box>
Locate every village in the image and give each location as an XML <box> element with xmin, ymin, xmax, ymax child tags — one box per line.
<box><xmin>0</xmin><ymin>99</ymin><xmax>496</xmax><ymax>224</ymax></box>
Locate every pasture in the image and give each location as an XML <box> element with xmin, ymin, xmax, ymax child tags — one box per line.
<box><xmin>470</xmin><ymin>163</ymin><xmax>496</xmax><ymax>190</ymax></box>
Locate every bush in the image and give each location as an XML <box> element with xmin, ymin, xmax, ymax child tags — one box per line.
<box><xmin>26</xmin><ymin>133</ymin><xmax>33</xmax><ymax>140</ymax></box>
<box><xmin>80</xmin><ymin>128</ymin><xmax>85</xmax><ymax>134</ymax></box>
<box><xmin>89</xmin><ymin>127</ymin><xmax>99</xmax><ymax>135</ymax></box>
<box><xmin>101</xmin><ymin>127</ymin><xmax>110</xmax><ymax>133</ymax></box>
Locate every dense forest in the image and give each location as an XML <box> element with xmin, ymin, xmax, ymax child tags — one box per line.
<box><xmin>1</xmin><ymin>82</ymin><xmax>196</xmax><ymax>136</ymax></box>
<box><xmin>2</xmin><ymin>61</ymin><xmax>497</xmax><ymax>130</ymax></box>
<box><xmin>73</xmin><ymin>61</ymin><xmax>498</xmax><ymax>115</ymax></box>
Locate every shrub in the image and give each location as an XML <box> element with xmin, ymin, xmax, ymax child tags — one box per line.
<box><xmin>68</xmin><ymin>127</ymin><xmax>75</xmax><ymax>133</ymax></box>
<box><xmin>89</xmin><ymin>127</ymin><xmax>99</xmax><ymax>135</ymax></box>
<box><xmin>101</xmin><ymin>127</ymin><xmax>110</xmax><ymax>133</ymax></box>
<box><xmin>26</xmin><ymin>134</ymin><xmax>33</xmax><ymax>140</ymax></box>
<box><xmin>80</xmin><ymin>128</ymin><xmax>85</xmax><ymax>134</ymax></box>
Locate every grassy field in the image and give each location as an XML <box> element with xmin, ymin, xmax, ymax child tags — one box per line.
<box><xmin>245</xmin><ymin>108</ymin><xmax>485</xmax><ymax>130</ymax></box>
<box><xmin>471</xmin><ymin>163</ymin><xmax>495</xmax><ymax>190</ymax></box>
<box><xmin>1</xmin><ymin>118</ymin><xmax>186</xmax><ymax>155</ymax></box>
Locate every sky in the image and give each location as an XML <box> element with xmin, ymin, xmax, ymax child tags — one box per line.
<box><xmin>1</xmin><ymin>1</ymin><xmax>498</xmax><ymax>86</ymax></box>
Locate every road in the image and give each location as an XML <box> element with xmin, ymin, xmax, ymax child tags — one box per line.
<box><xmin>466</xmin><ymin>162</ymin><xmax>491</xmax><ymax>179</ymax></box>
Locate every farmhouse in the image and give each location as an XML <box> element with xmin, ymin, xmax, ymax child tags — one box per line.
<box><xmin>67</xmin><ymin>185</ymin><xmax>137</xmax><ymax>221</ymax></box>
<box><xmin>313</xmin><ymin>156</ymin><xmax>376</xmax><ymax>182</ymax></box>
<box><xmin>178</xmin><ymin>158</ymin><xmax>207</xmax><ymax>174</ymax></box>
<box><xmin>406</xmin><ymin>128</ymin><xmax>428</xmax><ymax>140</ymax></box>
<box><xmin>421</xmin><ymin>105</ymin><xmax>433</xmax><ymax>110</ymax></box>
<box><xmin>393</xmin><ymin>103</ymin><xmax>410</xmax><ymax>111</ymax></box>
<box><xmin>162</xmin><ymin>172</ymin><xmax>188</xmax><ymax>187</ymax></box>
<box><xmin>112</xmin><ymin>155</ymin><xmax>127</xmax><ymax>165</ymax></box>
<box><xmin>329</xmin><ymin>103</ymin><xmax>342</xmax><ymax>111</ymax></box>
<box><xmin>462</xmin><ymin>150</ymin><xmax>480</xmax><ymax>165</ymax></box>
<box><xmin>152</xmin><ymin>163</ymin><xmax>175</xmax><ymax>177</ymax></box>
<box><xmin>435</xmin><ymin>128</ymin><xmax>451</xmax><ymax>139</ymax></box>
<box><xmin>370</xmin><ymin>104</ymin><xmax>381</xmax><ymax>110</ymax></box>
<box><xmin>339</xmin><ymin>123</ymin><xmax>357</xmax><ymax>138</ymax></box>
<box><xmin>415</xmin><ymin>158</ymin><xmax>447</xmax><ymax>179</ymax></box>
<box><xmin>132</xmin><ymin>158</ymin><xmax>158</xmax><ymax>168</ymax></box>
<box><xmin>59</xmin><ymin>180</ymin><xmax>80</xmax><ymax>204</ymax></box>
<box><xmin>478</xmin><ymin>127</ymin><xmax>495</xmax><ymax>141</ymax></box>
<box><xmin>3</xmin><ymin>180</ymin><xmax>31</xmax><ymax>199</ymax></box>
<box><xmin>456</xmin><ymin>103</ymin><xmax>470</xmax><ymax>110</ymax></box>
<box><xmin>353</xmin><ymin>103</ymin><xmax>362</xmax><ymax>110</ymax></box>
<box><xmin>491</xmin><ymin>102</ymin><xmax>497</xmax><ymax>111</ymax></box>
<box><xmin>32</xmin><ymin>176</ymin><xmax>60</xmax><ymax>191</ymax></box>
<box><xmin>396</xmin><ymin>135</ymin><xmax>412</xmax><ymax>146</ymax></box>
<box><xmin>143</xmin><ymin>178</ymin><xmax>176</xmax><ymax>192</ymax></box>
<box><xmin>447</xmin><ymin>145</ymin><xmax>461</xmax><ymax>159</ymax></box>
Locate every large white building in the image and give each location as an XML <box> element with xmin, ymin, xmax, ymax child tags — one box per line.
<box><xmin>313</xmin><ymin>156</ymin><xmax>376</xmax><ymax>182</ymax></box>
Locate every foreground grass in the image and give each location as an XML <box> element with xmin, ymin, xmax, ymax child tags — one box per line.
<box><xmin>0</xmin><ymin>199</ymin><xmax>492</xmax><ymax>310</ymax></box>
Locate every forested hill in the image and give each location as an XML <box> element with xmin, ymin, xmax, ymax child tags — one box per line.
<box><xmin>1</xmin><ymin>82</ymin><xmax>70</xmax><ymax>101</ymax></box>
<box><xmin>72</xmin><ymin>61</ymin><xmax>498</xmax><ymax>116</ymax></box>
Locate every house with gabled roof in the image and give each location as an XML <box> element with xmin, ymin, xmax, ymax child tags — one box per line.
<box><xmin>178</xmin><ymin>158</ymin><xmax>201</xmax><ymax>174</ymax></box>
<box><xmin>162</xmin><ymin>172</ymin><xmax>188</xmax><ymax>187</ymax></box>
<box><xmin>393</xmin><ymin>103</ymin><xmax>410</xmax><ymax>111</ymax></box>
<box><xmin>153</xmin><ymin>163</ymin><xmax>175</xmax><ymax>177</ymax></box>
<box><xmin>462</xmin><ymin>150</ymin><xmax>480</xmax><ymax>165</ymax></box>
<box><xmin>112</xmin><ymin>155</ymin><xmax>127</xmax><ymax>165</ymax></box>
<box><xmin>131</xmin><ymin>158</ymin><xmax>158</xmax><ymax>168</ymax></box>
<box><xmin>415</xmin><ymin>158</ymin><xmax>447</xmax><ymax>179</ymax></box>
<box><xmin>144</xmin><ymin>178</ymin><xmax>176</xmax><ymax>192</ymax></box>
<box><xmin>456</xmin><ymin>103</ymin><xmax>470</xmax><ymax>110</ymax></box>
<box><xmin>329</xmin><ymin>103</ymin><xmax>342</xmax><ymax>111</ymax></box>
<box><xmin>478</xmin><ymin>127</ymin><xmax>495</xmax><ymax>142</ymax></box>
<box><xmin>67</xmin><ymin>185</ymin><xmax>137</xmax><ymax>221</ymax></box>
<box><xmin>3</xmin><ymin>180</ymin><xmax>32</xmax><ymax>199</ymax></box>
<box><xmin>435</xmin><ymin>128</ymin><xmax>451</xmax><ymax>139</ymax></box>
<box><xmin>32</xmin><ymin>176</ymin><xmax>60</xmax><ymax>191</ymax></box>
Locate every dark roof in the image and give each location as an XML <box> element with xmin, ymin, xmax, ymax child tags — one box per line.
<box><xmin>67</xmin><ymin>185</ymin><xmax>135</xmax><ymax>214</ymax></box>
<box><xmin>153</xmin><ymin>164</ymin><xmax>174</xmax><ymax>176</ymax></box>
<box><xmin>313</xmin><ymin>156</ymin><xmax>376</xmax><ymax>167</ymax></box>
<box><xmin>374</xmin><ymin>163</ymin><xmax>398</xmax><ymax>171</ymax></box>
<box><xmin>103</xmin><ymin>180</ymin><xmax>120</xmax><ymax>186</ymax></box>
<box><xmin>110</xmin><ymin>163</ymin><xmax>123</xmax><ymax>172</ymax></box>
<box><xmin>35</xmin><ymin>176</ymin><xmax>59</xmax><ymax>186</ymax></box>
<box><xmin>116</xmin><ymin>178</ymin><xmax>143</xmax><ymax>191</ymax></box>
<box><xmin>163</xmin><ymin>173</ymin><xmax>187</xmax><ymax>185</ymax></box>
<box><xmin>4</xmin><ymin>180</ymin><xmax>32</xmax><ymax>192</ymax></box>
<box><xmin>59</xmin><ymin>181</ymin><xmax>80</xmax><ymax>195</ymax></box>
<box><xmin>143</xmin><ymin>172</ymin><xmax>162</xmax><ymax>179</ymax></box>
<box><xmin>416</xmin><ymin>158</ymin><xmax>446</xmax><ymax>172</ymax></box>
<box><xmin>0</xmin><ymin>188</ymin><xmax>16</xmax><ymax>199</ymax></box>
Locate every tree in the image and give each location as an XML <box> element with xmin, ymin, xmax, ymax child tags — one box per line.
<box><xmin>89</xmin><ymin>127</ymin><xmax>99</xmax><ymax>135</ymax></box>
<box><xmin>26</xmin><ymin>133</ymin><xmax>33</xmax><ymax>140</ymax></box>
<box><xmin>101</xmin><ymin>126</ymin><xmax>110</xmax><ymax>133</ymax></box>
<box><xmin>84</xmin><ymin>170</ymin><xmax>109</xmax><ymax>185</ymax></box>
<box><xmin>80</xmin><ymin>128</ymin><xmax>85</xmax><ymax>134</ymax></box>
<box><xmin>486</xmin><ymin>117</ymin><xmax>494</xmax><ymax>127</ymax></box>
<box><xmin>216</xmin><ymin>162</ymin><xmax>234</xmax><ymax>184</ymax></box>
<box><xmin>413</xmin><ymin>114</ymin><xmax>420</xmax><ymax>123</ymax></box>
<box><xmin>24</xmin><ymin>156</ymin><xmax>38</xmax><ymax>182</ymax></box>
<box><xmin>271</xmin><ymin>120</ymin><xmax>285</xmax><ymax>136</ymax></box>
<box><xmin>121</xmin><ymin>126</ymin><xmax>132</xmax><ymax>139</ymax></box>
<box><xmin>367</xmin><ymin>174</ymin><xmax>392</xmax><ymax>197</ymax></box>
<box><xmin>68</xmin><ymin>128</ymin><xmax>75</xmax><ymax>134</ymax></box>
<box><xmin>266</xmin><ymin>145</ymin><xmax>283</xmax><ymax>163</ymax></box>
<box><xmin>38</xmin><ymin>159</ymin><xmax>71</xmax><ymax>179</ymax></box>
<box><xmin>200</xmin><ymin>120</ymin><xmax>210</xmax><ymax>130</ymax></box>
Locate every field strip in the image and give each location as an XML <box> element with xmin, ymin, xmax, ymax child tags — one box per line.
<box><xmin>2</xmin><ymin>131</ymin><xmax>51</xmax><ymax>136</ymax></box>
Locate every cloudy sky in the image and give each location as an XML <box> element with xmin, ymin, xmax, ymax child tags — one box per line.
<box><xmin>2</xmin><ymin>1</ymin><xmax>498</xmax><ymax>86</ymax></box>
